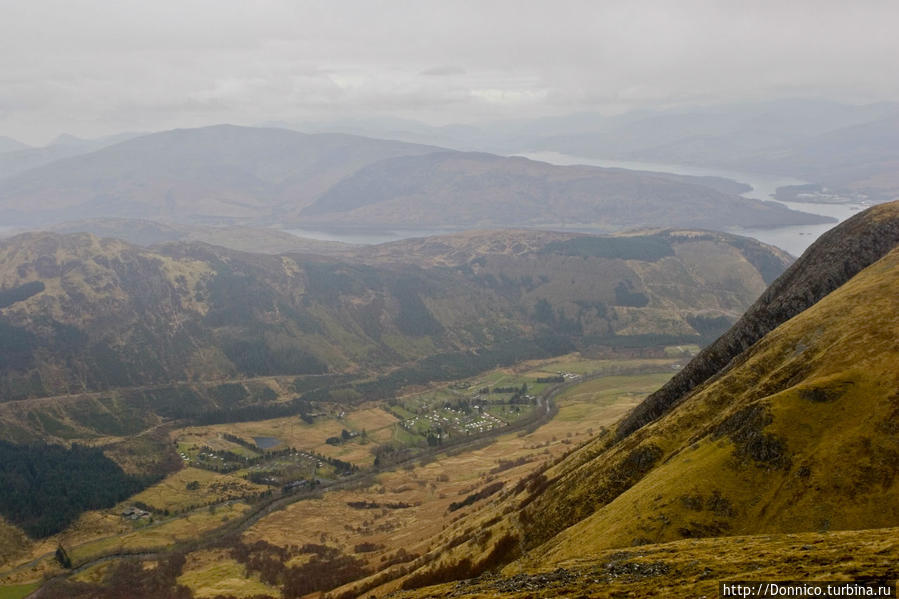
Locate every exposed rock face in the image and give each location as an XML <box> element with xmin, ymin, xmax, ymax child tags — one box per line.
<box><xmin>617</xmin><ymin>200</ymin><xmax>899</xmax><ymax>439</ymax></box>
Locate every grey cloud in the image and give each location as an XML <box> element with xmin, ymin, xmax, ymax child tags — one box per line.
<box><xmin>420</xmin><ymin>66</ymin><xmax>466</xmax><ymax>77</ymax></box>
<box><xmin>2</xmin><ymin>0</ymin><xmax>899</xmax><ymax>143</ymax></box>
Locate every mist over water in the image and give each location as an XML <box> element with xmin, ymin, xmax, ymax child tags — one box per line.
<box><xmin>285</xmin><ymin>227</ymin><xmax>454</xmax><ymax>245</ymax></box>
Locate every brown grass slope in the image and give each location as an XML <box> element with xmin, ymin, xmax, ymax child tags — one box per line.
<box><xmin>395</xmin><ymin>527</ymin><xmax>899</xmax><ymax>599</ymax></box>
<box><xmin>528</xmin><ymin>242</ymin><xmax>899</xmax><ymax>562</ymax></box>
<box><xmin>386</xmin><ymin>202</ymin><xmax>899</xmax><ymax>592</ymax></box>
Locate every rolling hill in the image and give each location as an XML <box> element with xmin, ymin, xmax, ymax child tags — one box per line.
<box><xmin>750</xmin><ymin>115</ymin><xmax>899</xmax><ymax>202</ymax></box>
<box><xmin>0</xmin><ymin>124</ymin><xmax>828</xmax><ymax>230</ymax></box>
<box><xmin>0</xmin><ymin>229</ymin><xmax>788</xmax><ymax>437</ymax></box>
<box><xmin>0</xmin><ymin>132</ymin><xmax>145</xmax><ymax>181</ymax></box>
<box><xmin>298</xmin><ymin>150</ymin><xmax>825</xmax><ymax>229</ymax></box>
<box><xmin>0</xmin><ymin>125</ymin><xmax>440</xmax><ymax>226</ymax></box>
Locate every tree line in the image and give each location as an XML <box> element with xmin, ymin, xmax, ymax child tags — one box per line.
<box><xmin>0</xmin><ymin>440</ymin><xmax>153</xmax><ymax>538</ymax></box>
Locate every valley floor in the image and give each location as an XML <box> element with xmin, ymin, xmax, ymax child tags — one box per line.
<box><xmin>0</xmin><ymin>353</ymin><xmax>684</xmax><ymax>597</ymax></box>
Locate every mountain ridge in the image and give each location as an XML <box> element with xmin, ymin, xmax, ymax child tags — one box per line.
<box><xmin>0</xmin><ymin>125</ymin><xmax>440</xmax><ymax>226</ymax></box>
<box><xmin>0</xmin><ymin>124</ymin><xmax>828</xmax><ymax>231</ymax></box>
<box><xmin>0</xmin><ymin>136</ymin><xmax>30</xmax><ymax>154</ymax></box>
<box><xmin>0</xmin><ymin>228</ymin><xmax>788</xmax><ymax>407</ymax></box>
<box><xmin>617</xmin><ymin>200</ymin><xmax>899</xmax><ymax>439</ymax></box>
<box><xmin>298</xmin><ymin>149</ymin><xmax>827</xmax><ymax>230</ymax></box>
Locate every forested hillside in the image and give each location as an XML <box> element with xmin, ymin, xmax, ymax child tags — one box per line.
<box><xmin>0</xmin><ymin>229</ymin><xmax>789</xmax><ymax>404</ymax></box>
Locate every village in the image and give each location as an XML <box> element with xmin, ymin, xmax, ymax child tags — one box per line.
<box><xmin>389</xmin><ymin>371</ymin><xmax>581</xmax><ymax>443</ymax></box>
<box><xmin>176</xmin><ymin>437</ymin><xmax>347</xmax><ymax>489</ymax></box>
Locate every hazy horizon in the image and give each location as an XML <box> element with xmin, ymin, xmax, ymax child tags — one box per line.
<box><xmin>3</xmin><ymin>0</ymin><xmax>899</xmax><ymax>145</ymax></box>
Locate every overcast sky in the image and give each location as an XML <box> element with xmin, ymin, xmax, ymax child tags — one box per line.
<box><xmin>2</xmin><ymin>0</ymin><xmax>899</xmax><ymax>145</ymax></box>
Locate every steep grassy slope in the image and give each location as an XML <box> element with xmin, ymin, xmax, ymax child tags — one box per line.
<box><xmin>618</xmin><ymin>200</ymin><xmax>899</xmax><ymax>439</ymax></box>
<box><xmin>0</xmin><ymin>517</ymin><xmax>29</xmax><ymax>565</ymax></box>
<box><xmin>530</xmin><ymin>243</ymin><xmax>899</xmax><ymax>563</ymax></box>
<box><xmin>0</xmin><ymin>230</ymin><xmax>788</xmax><ymax>405</ymax></box>
<box><xmin>383</xmin><ymin>202</ymin><xmax>899</xmax><ymax>593</ymax></box>
<box><xmin>396</xmin><ymin>527</ymin><xmax>899</xmax><ymax>599</ymax></box>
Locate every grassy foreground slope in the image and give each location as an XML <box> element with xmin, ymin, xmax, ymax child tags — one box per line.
<box><xmin>386</xmin><ymin>202</ymin><xmax>899</xmax><ymax>595</ymax></box>
<box><xmin>396</xmin><ymin>527</ymin><xmax>899</xmax><ymax>599</ymax></box>
<box><xmin>533</xmin><ymin>240</ymin><xmax>899</xmax><ymax>562</ymax></box>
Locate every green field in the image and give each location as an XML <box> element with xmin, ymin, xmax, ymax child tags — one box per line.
<box><xmin>0</xmin><ymin>583</ymin><xmax>40</xmax><ymax>599</ymax></box>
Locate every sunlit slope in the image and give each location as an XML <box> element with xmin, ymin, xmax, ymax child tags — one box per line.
<box><xmin>382</xmin><ymin>203</ymin><xmax>899</xmax><ymax>594</ymax></box>
<box><xmin>0</xmin><ymin>516</ymin><xmax>29</xmax><ymax>565</ymax></box>
<box><xmin>619</xmin><ymin>199</ymin><xmax>899</xmax><ymax>439</ymax></box>
<box><xmin>528</xmin><ymin>243</ymin><xmax>899</xmax><ymax>564</ymax></box>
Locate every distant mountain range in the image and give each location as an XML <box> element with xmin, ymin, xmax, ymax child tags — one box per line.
<box><xmin>0</xmin><ymin>124</ymin><xmax>827</xmax><ymax>231</ymax></box>
<box><xmin>293</xmin><ymin>99</ymin><xmax>899</xmax><ymax>203</ymax></box>
<box><xmin>298</xmin><ymin>150</ymin><xmax>817</xmax><ymax>229</ymax></box>
<box><xmin>0</xmin><ymin>125</ymin><xmax>439</xmax><ymax>227</ymax></box>
<box><xmin>0</xmin><ymin>132</ymin><xmax>144</xmax><ymax>180</ymax></box>
<box><xmin>47</xmin><ymin>218</ymin><xmax>350</xmax><ymax>255</ymax></box>
<box><xmin>0</xmin><ymin>136</ymin><xmax>30</xmax><ymax>154</ymax></box>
